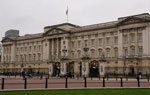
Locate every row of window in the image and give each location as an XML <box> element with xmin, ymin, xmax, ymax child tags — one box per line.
<box><xmin>71</xmin><ymin>48</ymin><xmax>118</xmax><ymax>59</ymax></box>
<box><xmin>3</xmin><ymin>46</ymin><xmax>11</xmax><ymax>54</ymax></box>
<box><xmin>71</xmin><ymin>37</ymin><xmax>118</xmax><ymax>48</ymax></box>
<box><xmin>71</xmin><ymin>47</ymin><xmax>143</xmax><ymax>59</ymax></box>
<box><xmin>16</xmin><ymin>45</ymin><xmax>42</xmax><ymax>54</ymax></box>
<box><xmin>123</xmin><ymin>33</ymin><xmax>142</xmax><ymax>43</ymax></box>
<box><xmin>124</xmin><ymin>47</ymin><xmax>143</xmax><ymax>57</ymax></box>
<box><xmin>3</xmin><ymin>56</ymin><xmax>11</xmax><ymax>62</ymax></box>
<box><xmin>16</xmin><ymin>53</ymin><xmax>41</xmax><ymax>62</ymax></box>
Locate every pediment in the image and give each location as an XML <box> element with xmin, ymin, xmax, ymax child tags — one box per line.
<box><xmin>1</xmin><ymin>37</ymin><xmax>14</xmax><ymax>43</ymax></box>
<box><xmin>117</xmin><ymin>16</ymin><xmax>147</xmax><ymax>26</ymax></box>
<box><xmin>43</xmin><ymin>28</ymin><xmax>69</xmax><ymax>36</ymax></box>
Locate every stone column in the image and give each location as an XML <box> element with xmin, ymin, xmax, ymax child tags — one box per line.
<box><xmin>143</xmin><ymin>27</ymin><xmax>149</xmax><ymax>56</ymax></box>
<box><xmin>57</xmin><ymin>38</ymin><xmax>59</xmax><ymax>59</ymax></box>
<box><xmin>118</xmin><ymin>30</ymin><xmax>123</xmax><ymax>58</ymax></box>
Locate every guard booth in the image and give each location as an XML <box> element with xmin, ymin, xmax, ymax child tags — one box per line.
<box><xmin>89</xmin><ymin>60</ymin><xmax>99</xmax><ymax>77</ymax></box>
<box><xmin>53</xmin><ymin>62</ymin><xmax>60</xmax><ymax>77</ymax></box>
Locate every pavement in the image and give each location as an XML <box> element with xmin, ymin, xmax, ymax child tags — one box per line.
<box><xmin>0</xmin><ymin>77</ymin><xmax>150</xmax><ymax>91</ymax></box>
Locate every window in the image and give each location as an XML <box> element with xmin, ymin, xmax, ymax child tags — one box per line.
<box><xmin>72</xmin><ymin>41</ymin><xmax>74</xmax><ymax>48</ymax></box>
<box><xmin>138</xmin><ymin>33</ymin><xmax>142</xmax><ymax>41</ymax></box>
<box><xmin>106</xmin><ymin>49</ymin><xmax>110</xmax><ymax>57</ymax></box>
<box><xmin>99</xmin><ymin>38</ymin><xmax>102</xmax><ymax>46</ymax></box>
<box><xmin>34</xmin><ymin>46</ymin><xmax>36</xmax><ymax>52</ymax></box>
<box><xmin>21</xmin><ymin>47</ymin><xmax>23</xmax><ymax>53</ymax></box>
<box><xmin>72</xmin><ymin>52</ymin><xmax>74</xmax><ymax>58</ymax></box>
<box><xmin>114</xmin><ymin>48</ymin><xmax>118</xmax><ymax>57</ymax></box>
<box><xmin>25</xmin><ymin>47</ymin><xmax>27</xmax><ymax>52</ymax></box>
<box><xmin>29</xmin><ymin>54</ymin><xmax>31</xmax><ymax>61</ymax></box>
<box><xmin>91</xmin><ymin>50</ymin><xmax>95</xmax><ymax>58</ymax></box>
<box><xmin>106</xmin><ymin>37</ymin><xmax>110</xmax><ymax>45</ymax></box>
<box><xmin>123</xmin><ymin>35</ymin><xmax>128</xmax><ymax>43</ymax></box>
<box><xmin>78</xmin><ymin>41</ymin><xmax>81</xmax><ymax>48</ymax></box>
<box><xmin>33</xmin><ymin>54</ymin><xmax>36</xmax><ymax>61</ymax></box>
<box><xmin>125</xmin><ymin>49</ymin><xmax>128</xmax><ymax>57</ymax></box>
<box><xmin>131</xmin><ymin>47</ymin><xmax>135</xmax><ymax>56</ymax></box>
<box><xmin>29</xmin><ymin>46</ymin><xmax>32</xmax><ymax>52</ymax></box>
<box><xmin>114</xmin><ymin>37</ymin><xmax>118</xmax><ymax>45</ymax></box>
<box><xmin>139</xmin><ymin>47</ymin><xmax>143</xmax><ymax>56</ymax></box>
<box><xmin>84</xmin><ymin>40</ymin><xmax>88</xmax><ymax>47</ymax></box>
<box><xmin>99</xmin><ymin>49</ymin><xmax>103</xmax><ymax>58</ymax></box>
<box><xmin>24</xmin><ymin>55</ymin><xmax>26</xmax><ymax>61</ymax></box>
<box><xmin>130</xmin><ymin>34</ymin><xmax>135</xmax><ymax>42</ymax></box>
<box><xmin>91</xmin><ymin>39</ymin><xmax>95</xmax><ymax>47</ymax></box>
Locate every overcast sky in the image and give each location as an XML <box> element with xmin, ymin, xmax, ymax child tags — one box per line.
<box><xmin>0</xmin><ymin>0</ymin><xmax>150</xmax><ymax>41</ymax></box>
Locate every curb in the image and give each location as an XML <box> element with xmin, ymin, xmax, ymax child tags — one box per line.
<box><xmin>1</xmin><ymin>87</ymin><xmax>150</xmax><ymax>92</ymax></box>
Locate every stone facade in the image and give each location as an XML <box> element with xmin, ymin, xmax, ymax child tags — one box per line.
<box><xmin>1</xmin><ymin>13</ymin><xmax>150</xmax><ymax>77</ymax></box>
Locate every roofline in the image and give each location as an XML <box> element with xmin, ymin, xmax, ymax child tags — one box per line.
<box><xmin>44</xmin><ymin>23</ymin><xmax>80</xmax><ymax>29</ymax></box>
<box><xmin>118</xmin><ymin>13</ymin><xmax>150</xmax><ymax>19</ymax></box>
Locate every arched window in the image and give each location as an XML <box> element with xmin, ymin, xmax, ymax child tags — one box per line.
<box><xmin>77</xmin><ymin>51</ymin><xmax>81</xmax><ymax>58</ymax></box>
<box><xmin>98</xmin><ymin>49</ymin><xmax>103</xmax><ymax>58</ymax></box>
<box><xmin>91</xmin><ymin>49</ymin><xmax>95</xmax><ymax>58</ymax></box>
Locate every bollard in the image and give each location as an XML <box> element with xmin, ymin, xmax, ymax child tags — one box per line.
<box><xmin>24</xmin><ymin>78</ymin><xmax>27</xmax><ymax>89</ymax></box>
<box><xmin>1</xmin><ymin>78</ymin><xmax>5</xmax><ymax>90</ymax></box>
<box><xmin>137</xmin><ymin>77</ymin><xmax>140</xmax><ymax>87</ymax></box>
<box><xmin>84</xmin><ymin>77</ymin><xmax>87</xmax><ymax>88</ymax></box>
<box><xmin>65</xmin><ymin>77</ymin><xmax>68</xmax><ymax>88</ymax></box>
<box><xmin>103</xmin><ymin>77</ymin><xmax>105</xmax><ymax>87</ymax></box>
<box><xmin>120</xmin><ymin>77</ymin><xmax>123</xmax><ymax>87</ymax></box>
<box><xmin>45</xmin><ymin>78</ymin><xmax>48</xmax><ymax>88</ymax></box>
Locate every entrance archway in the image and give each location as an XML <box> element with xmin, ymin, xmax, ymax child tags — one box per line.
<box><xmin>53</xmin><ymin>62</ymin><xmax>60</xmax><ymax>77</ymax></box>
<box><xmin>129</xmin><ymin>66</ymin><xmax>135</xmax><ymax>76</ymax></box>
<box><xmin>89</xmin><ymin>60</ymin><xmax>99</xmax><ymax>77</ymax></box>
<box><xmin>66</xmin><ymin>61</ymin><xmax>74</xmax><ymax>77</ymax></box>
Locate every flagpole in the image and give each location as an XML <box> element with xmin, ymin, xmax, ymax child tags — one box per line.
<box><xmin>67</xmin><ymin>6</ymin><xmax>68</xmax><ymax>23</ymax></box>
<box><xmin>66</xmin><ymin>0</ymin><xmax>69</xmax><ymax>23</ymax></box>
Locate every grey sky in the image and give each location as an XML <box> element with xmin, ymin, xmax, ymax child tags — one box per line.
<box><xmin>0</xmin><ymin>0</ymin><xmax>150</xmax><ymax>41</ymax></box>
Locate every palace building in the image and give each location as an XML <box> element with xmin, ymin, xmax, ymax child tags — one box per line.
<box><xmin>1</xmin><ymin>13</ymin><xmax>150</xmax><ymax>77</ymax></box>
